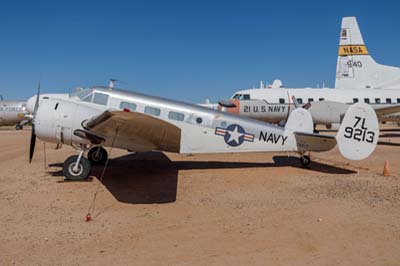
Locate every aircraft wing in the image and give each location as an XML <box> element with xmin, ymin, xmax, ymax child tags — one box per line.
<box><xmin>294</xmin><ymin>132</ymin><xmax>337</xmax><ymax>152</ymax></box>
<box><xmin>81</xmin><ymin>110</ymin><xmax>181</xmax><ymax>152</ymax></box>
<box><xmin>374</xmin><ymin>104</ymin><xmax>400</xmax><ymax>116</ymax></box>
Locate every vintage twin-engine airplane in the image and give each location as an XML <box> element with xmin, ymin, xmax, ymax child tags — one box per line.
<box><xmin>0</xmin><ymin>95</ymin><xmax>28</xmax><ymax>129</ymax></box>
<box><xmin>217</xmin><ymin>17</ymin><xmax>400</xmax><ymax>128</ymax></box>
<box><xmin>27</xmin><ymin>85</ymin><xmax>379</xmax><ymax>180</ymax></box>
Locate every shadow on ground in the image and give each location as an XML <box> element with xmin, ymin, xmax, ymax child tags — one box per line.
<box><xmin>47</xmin><ymin>152</ymin><xmax>356</xmax><ymax>204</ymax></box>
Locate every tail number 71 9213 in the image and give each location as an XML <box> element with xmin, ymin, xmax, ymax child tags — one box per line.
<box><xmin>344</xmin><ymin>116</ymin><xmax>375</xmax><ymax>143</ymax></box>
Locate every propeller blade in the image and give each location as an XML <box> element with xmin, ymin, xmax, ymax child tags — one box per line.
<box><xmin>33</xmin><ymin>81</ymin><xmax>41</xmax><ymax>115</ymax></box>
<box><xmin>29</xmin><ymin>124</ymin><xmax>36</xmax><ymax>163</ymax></box>
<box><xmin>29</xmin><ymin>80</ymin><xmax>40</xmax><ymax>163</ymax></box>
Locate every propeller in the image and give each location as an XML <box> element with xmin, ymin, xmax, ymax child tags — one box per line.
<box><xmin>29</xmin><ymin>81</ymin><xmax>41</xmax><ymax>163</ymax></box>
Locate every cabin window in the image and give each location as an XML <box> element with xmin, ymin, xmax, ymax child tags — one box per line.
<box><xmin>196</xmin><ymin>117</ymin><xmax>203</xmax><ymax>124</ymax></box>
<box><xmin>353</xmin><ymin>98</ymin><xmax>359</xmax><ymax>103</ymax></box>
<box><xmin>397</xmin><ymin>98</ymin><xmax>400</xmax><ymax>103</ymax></box>
<box><xmin>319</xmin><ymin>98</ymin><xmax>325</xmax><ymax>101</ymax></box>
<box><xmin>120</xmin><ymin>101</ymin><xmax>137</xmax><ymax>111</ymax></box>
<box><xmin>297</xmin><ymin>98</ymin><xmax>303</xmax><ymax>104</ymax></box>
<box><xmin>242</xmin><ymin>94</ymin><xmax>250</xmax><ymax>100</ymax></box>
<box><xmin>308</xmin><ymin>98</ymin><xmax>314</xmax><ymax>103</ymax></box>
<box><xmin>168</xmin><ymin>111</ymin><xmax>185</xmax><ymax>121</ymax></box>
<box><xmin>386</xmin><ymin>98</ymin><xmax>392</xmax><ymax>104</ymax></box>
<box><xmin>220</xmin><ymin>121</ymin><xmax>227</xmax><ymax>127</ymax></box>
<box><xmin>144</xmin><ymin>106</ymin><xmax>161</xmax><ymax>116</ymax></box>
<box><xmin>375</xmin><ymin>98</ymin><xmax>381</xmax><ymax>104</ymax></box>
<box><xmin>364</xmin><ymin>98</ymin><xmax>370</xmax><ymax>104</ymax></box>
<box><xmin>279</xmin><ymin>98</ymin><xmax>285</xmax><ymax>104</ymax></box>
<box><xmin>93</xmin><ymin>93</ymin><xmax>109</xmax><ymax>106</ymax></box>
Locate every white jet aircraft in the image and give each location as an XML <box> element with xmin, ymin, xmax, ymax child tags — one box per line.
<box><xmin>217</xmin><ymin>17</ymin><xmax>400</xmax><ymax>128</ymax></box>
<box><xmin>27</xmin><ymin>84</ymin><xmax>379</xmax><ymax>180</ymax></box>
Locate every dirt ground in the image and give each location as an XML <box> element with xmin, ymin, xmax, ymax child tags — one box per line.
<box><xmin>0</xmin><ymin>128</ymin><xmax>399</xmax><ymax>266</ymax></box>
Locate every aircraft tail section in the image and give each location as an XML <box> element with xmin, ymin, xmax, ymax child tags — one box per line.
<box><xmin>335</xmin><ymin>17</ymin><xmax>400</xmax><ymax>89</ymax></box>
<box><xmin>285</xmin><ymin>104</ymin><xmax>379</xmax><ymax>160</ymax></box>
<box><xmin>336</xmin><ymin>103</ymin><xmax>379</xmax><ymax>160</ymax></box>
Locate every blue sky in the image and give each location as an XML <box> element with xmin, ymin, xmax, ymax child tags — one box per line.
<box><xmin>1</xmin><ymin>0</ymin><xmax>399</xmax><ymax>103</ymax></box>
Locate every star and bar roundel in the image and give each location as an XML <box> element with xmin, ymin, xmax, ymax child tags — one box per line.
<box><xmin>215</xmin><ymin>124</ymin><xmax>254</xmax><ymax>147</ymax></box>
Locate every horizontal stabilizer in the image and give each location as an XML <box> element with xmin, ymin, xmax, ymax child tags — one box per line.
<box><xmin>294</xmin><ymin>132</ymin><xmax>337</xmax><ymax>152</ymax></box>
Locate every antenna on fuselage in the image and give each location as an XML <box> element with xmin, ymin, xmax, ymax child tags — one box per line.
<box><xmin>108</xmin><ymin>78</ymin><xmax>116</xmax><ymax>90</ymax></box>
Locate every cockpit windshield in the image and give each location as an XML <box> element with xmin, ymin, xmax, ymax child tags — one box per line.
<box><xmin>231</xmin><ymin>94</ymin><xmax>250</xmax><ymax>100</ymax></box>
<box><xmin>232</xmin><ymin>94</ymin><xmax>240</xmax><ymax>100</ymax></box>
<box><xmin>69</xmin><ymin>88</ymin><xmax>93</xmax><ymax>100</ymax></box>
<box><xmin>69</xmin><ymin>88</ymin><xmax>109</xmax><ymax>106</ymax></box>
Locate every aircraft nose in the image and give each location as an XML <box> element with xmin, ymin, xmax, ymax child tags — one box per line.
<box><xmin>26</xmin><ymin>95</ymin><xmax>37</xmax><ymax>113</ymax></box>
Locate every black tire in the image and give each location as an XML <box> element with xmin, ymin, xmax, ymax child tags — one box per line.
<box><xmin>15</xmin><ymin>124</ymin><xmax>23</xmax><ymax>130</ymax></box>
<box><xmin>88</xmin><ymin>146</ymin><xmax>108</xmax><ymax>165</ymax></box>
<box><xmin>63</xmin><ymin>155</ymin><xmax>92</xmax><ymax>180</ymax></box>
<box><xmin>300</xmin><ymin>155</ymin><xmax>311</xmax><ymax>167</ymax></box>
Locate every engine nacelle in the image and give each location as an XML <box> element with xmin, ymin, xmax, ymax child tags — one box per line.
<box><xmin>35</xmin><ymin>98</ymin><xmax>103</xmax><ymax>146</ymax></box>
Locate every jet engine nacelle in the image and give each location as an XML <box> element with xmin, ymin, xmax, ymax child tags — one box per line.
<box><xmin>35</xmin><ymin>98</ymin><xmax>102</xmax><ymax>146</ymax></box>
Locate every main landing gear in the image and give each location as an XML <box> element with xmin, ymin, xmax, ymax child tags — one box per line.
<box><xmin>300</xmin><ymin>154</ymin><xmax>311</xmax><ymax>167</ymax></box>
<box><xmin>87</xmin><ymin>146</ymin><xmax>108</xmax><ymax>165</ymax></box>
<box><xmin>62</xmin><ymin>146</ymin><xmax>108</xmax><ymax>180</ymax></box>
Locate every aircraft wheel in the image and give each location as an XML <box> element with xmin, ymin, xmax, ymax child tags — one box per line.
<box><xmin>88</xmin><ymin>146</ymin><xmax>108</xmax><ymax>165</ymax></box>
<box><xmin>300</xmin><ymin>155</ymin><xmax>311</xmax><ymax>167</ymax></box>
<box><xmin>15</xmin><ymin>124</ymin><xmax>23</xmax><ymax>130</ymax></box>
<box><xmin>63</xmin><ymin>155</ymin><xmax>92</xmax><ymax>180</ymax></box>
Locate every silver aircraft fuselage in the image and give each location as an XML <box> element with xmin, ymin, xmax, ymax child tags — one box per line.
<box><xmin>0</xmin><ymin>100</ymin><xmax>28</xmax><ymax>126</ymax></box>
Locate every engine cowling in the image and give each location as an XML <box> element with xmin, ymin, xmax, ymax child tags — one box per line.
<box><xmin>35</xmin><ymin>98</ymin><xmax>103</xmax><ymax>146</ymax></box>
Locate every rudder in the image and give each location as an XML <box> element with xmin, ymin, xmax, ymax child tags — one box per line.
<box><xmin>336</xmin><ymin>103</ymin><xmax>379</xmax><ymax>160</ymax></box>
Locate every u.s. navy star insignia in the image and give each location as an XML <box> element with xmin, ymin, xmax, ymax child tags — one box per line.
<box><xmin>215</xmin><ymin>124</ymin><xmax>254</xmax><ymax>147</ymax></box>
